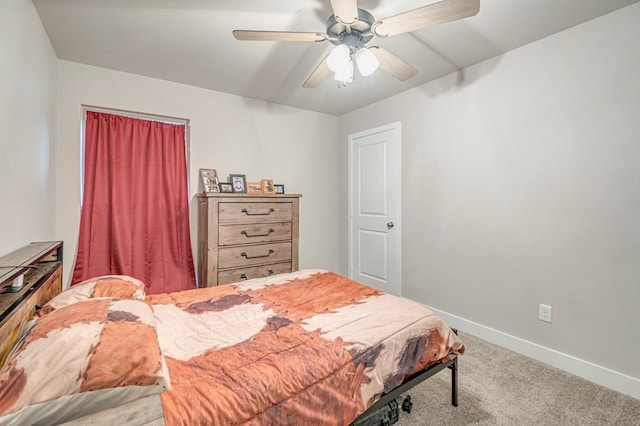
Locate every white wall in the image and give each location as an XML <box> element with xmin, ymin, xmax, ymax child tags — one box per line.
<box><xmin>0</xmin><ymin>0</ymin><xmax>57</xmax><ymax>256</ymax></box>
<box><xmin>56</xmin><ymin>61</ymin><xmax>340</xmax><ymax>287</ymax></box>
<box><xmin>340</xmin><ymin>4</ymin><xmax>640</xmax><ymax>394</ymax></box>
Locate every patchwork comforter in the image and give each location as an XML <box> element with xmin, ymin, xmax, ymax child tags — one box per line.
<box><xmin>0</xmin><ymin>270</ymin><xmax>463</xmax><ymax>425</ymax></box>
<box><xmin>147</xmin><ymin>270</ymin><xmax>464</xmax><ymax>425</ymax></box>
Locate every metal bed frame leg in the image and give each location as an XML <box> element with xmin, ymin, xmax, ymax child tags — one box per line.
<box><xmin>449</xmin><ymin>356</ymin><xmax>458</xmax><ymax>406</ymax></box>
<box><xmin>353</xmin><ymin>328</ymin><xmax>461</xmax><ymax>424</ymax></box>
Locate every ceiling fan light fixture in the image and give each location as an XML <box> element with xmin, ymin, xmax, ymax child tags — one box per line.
<box><xmin>234</xmin><ymin>0</ymin><xmax>480</xmax><ymax>88</ymax></box>
<box><xmin>355</xmin><ymin>47</ymin><xmax>379</xmax><ymax>76</ymax></box>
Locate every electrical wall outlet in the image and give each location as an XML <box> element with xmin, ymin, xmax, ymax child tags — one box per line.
<box><xmin>539</xmin><ymin>304</ymin><xmax>552</xmax><ymax>323</ymax></box>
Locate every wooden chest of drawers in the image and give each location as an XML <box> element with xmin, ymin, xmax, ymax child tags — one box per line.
<box><xmin>197</xmin><ymin>194</ymin><xmax>301</xmax><ymax>287</ymax></box>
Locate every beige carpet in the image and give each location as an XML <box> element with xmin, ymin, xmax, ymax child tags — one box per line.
<box><xmin>395</xmin><ymin>332</ymin><xmax>640</xmax><ymax>425</ymax></box>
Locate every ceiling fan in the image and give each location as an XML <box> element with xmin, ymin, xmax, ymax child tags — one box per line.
<box><xmin>233</xmin><ymin>0</ymin><xmax>480</xmax><ymax>88</ymax></box>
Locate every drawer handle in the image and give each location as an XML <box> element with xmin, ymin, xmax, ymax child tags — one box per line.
<box><xmin>267</xmin><ymin>269</ymin><xmax>274</xmax><ymax>276</ymax></box>
<box><xmin>241</xmin><ymin>249</ymin><xmax>274</xmax><ymax>259</ymax></box>
<box><xmin>241</xmin><ymin>228</ymin><xmax>274</xmax><ymax>238</ymax></box>
<box><xmin>241</xmin><ymin>208</ymin><xmax>275</xmax><ymax>216</ymax></box>
<box><xmin>240</xmin><ymin>274</ymin><xmax>248</xmax><ymax>280</ymax></box>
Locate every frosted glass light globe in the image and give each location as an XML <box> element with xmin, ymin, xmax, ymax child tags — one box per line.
<box><xmin>355</xmin><ymin>47</ymin><xmax>379</xmax><ymax>76</ymax></box>
<box><xmin>327</xmin><ymin>44</ymin><xmax>351</xmax><ymax>73</ymax></box>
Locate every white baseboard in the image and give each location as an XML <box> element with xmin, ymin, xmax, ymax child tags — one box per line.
<box><xmin>425</xmin><ymin>305</ymin><xmax>640</xmax><ymax>401</ymax></box>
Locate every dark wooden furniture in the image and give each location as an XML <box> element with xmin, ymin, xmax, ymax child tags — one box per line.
<box><xmin>0</xmin><ymin>241</ymin><xmax>63</xmax><ymax>367</ymax></box>
<box><xmin>197</xmin><ymin>193</ymin><xmax>301</xmax><ymax>287</ymax></box>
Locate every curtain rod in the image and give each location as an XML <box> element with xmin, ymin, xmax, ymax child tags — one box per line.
<box><xmin>82</xmin><ymin>105</ymin><xmax>190</xmax><ymax>126</ymax></box>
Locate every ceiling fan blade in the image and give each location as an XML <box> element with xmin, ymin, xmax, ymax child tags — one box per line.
<box><xmin>369</xmin><ymin>46</ymin><xmax>417</xmax><ymax>81</ymax></box>
<box><xmin>303</xmin><ymin>56</ymin><xmax>332</xmax><ymax>88</ymax></box>
<box><xmin>373</xmin><ymin>0</ymin><xmax>480</xmax><ymax>38</ymax></box>
<box><xmin>233</xmin><ymin>30</ymin><xmax>326</xmax><ymax>42</ymax></box>
<box><xmin>329</xmin><ymin>0</ymin><xmax>359</xmax><ymax>25</ymax></box>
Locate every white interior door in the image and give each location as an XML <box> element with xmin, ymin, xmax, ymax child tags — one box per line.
<box><xmin>348</xmin><ymin>122</ymin><xmax>401</xmax><ymax>296</ymax></box>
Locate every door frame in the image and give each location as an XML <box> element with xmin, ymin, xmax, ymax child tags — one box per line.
<box><xmin>347</xmin><ymin>121</ymin><xmax>402</xmax><ymax>295</ymax></box>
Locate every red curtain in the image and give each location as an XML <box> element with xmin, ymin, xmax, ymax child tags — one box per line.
<box><xmin>72</xmin><ymin>111</ymin><xmax>196</xmax><ymax>294</ymax></box>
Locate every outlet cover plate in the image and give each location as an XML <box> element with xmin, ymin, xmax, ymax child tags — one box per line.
<box><xmin>539</xmin><ymin>304</ymin><xmax>552</xmax><ymax>323</ymax></box>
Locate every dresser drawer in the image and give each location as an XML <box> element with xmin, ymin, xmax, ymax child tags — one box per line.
<box><xmin>218</xmin><ymin>202</ymin><xmax>293</xmax><ymax>224</ymax></box>
<box><xmin>218</xmin><ymin>242</ymin><xmax>292</xmax><ymax>269</ymax></box>
<box><xmin>217</xmin><ymin>262</ymin><xmax>292</xmax><ymax>285</ymax></box>
<box><xmin>218</xmin><ymin>222</ymin><xmax>292</xmax><ymax>246</ymax></box>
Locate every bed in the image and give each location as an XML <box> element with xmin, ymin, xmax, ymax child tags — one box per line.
<box><xmin>0</xmin><ymin>269</ymin><xmax>464</xmax><ymax>425</ymax></box>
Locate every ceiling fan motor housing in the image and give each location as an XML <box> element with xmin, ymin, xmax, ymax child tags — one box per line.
<box><xmin>326</xmin><ymin>8</ymin><xmax>375</xmax><ymax>48</ymax></box>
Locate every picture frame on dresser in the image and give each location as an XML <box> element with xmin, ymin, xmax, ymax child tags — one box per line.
<box><xmin>261</xmin><ymin>179</ymin><xmax>275</xmax><ymax>195</ymax></box>
<box><xmin>247</xmin><ymin>182</ymin><xmax>262</xmax><ymax>195</ymax></box>
<box><xmin>219</xmin><ymin>182</ymin><xmax>233</xmax><ymax>193</ymax></box>
<box><xmin>230</xmin><ymin>174</ymin><xmax>246</xmax><ymax>193</ymax></box>
<box><xmin>200</xmin><ymin>168</ymin><xmax>219</xmax><ymax>193</ymax></box>
<box><xmin>274</xmin><ymin>184</ymin><xmax>285</xmax><ymax>194</ymax></box>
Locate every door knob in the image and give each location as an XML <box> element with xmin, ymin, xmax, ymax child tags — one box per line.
<box><xmin>387</xmin><ymin>222</ymin><xmax>394</xmax><ymax>229</ymax></box>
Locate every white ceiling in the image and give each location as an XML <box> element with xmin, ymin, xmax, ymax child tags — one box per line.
<box><xmin>33</xmin><ymin>0</ymin><xmax>639</xmax><ymax>116</ymax></box>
